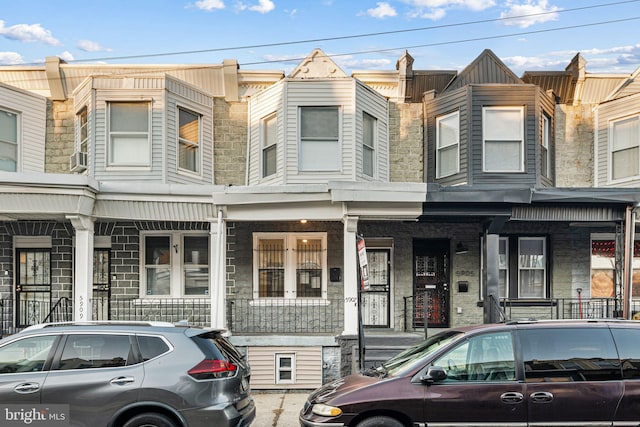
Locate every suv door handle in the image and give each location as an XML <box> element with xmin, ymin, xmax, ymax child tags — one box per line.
<box><xmin>530</xmin><ymin>391</ymin><xmax>554</xmax><ymax>403</ymax></box>
<box><xmin>500</xmin><ymin>392</ymin><xmax>524</xmax><ymax>404</ymax></box>
<box><xmin>15</xmin><ymin>382</ymin><xmax>40</xmax><ymax>393</ymax></box>
<box><xmin>110</xmin><ymin>376</ymin><xmax>135</xmax><ymax>386</ymax></box>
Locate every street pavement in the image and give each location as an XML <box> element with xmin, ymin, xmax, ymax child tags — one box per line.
<box><xmin>252</xmin><ymin>390</ymin><xmax>309</xmax><ymax>427</ymax></box>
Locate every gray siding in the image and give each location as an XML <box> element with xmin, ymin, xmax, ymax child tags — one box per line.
<box><xmin>0</xmin><ymin>83</ymin><xmax>47</xmax><ymax>172</ymax></box>
<box><xmin>355</xmin><ymin>80</ymin><xmax>389</xmax><ymax>182</ymax></box>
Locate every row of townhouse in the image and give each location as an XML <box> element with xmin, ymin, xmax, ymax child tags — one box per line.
<box><xmin>1</xmin><ymin>48</ymin><xmax>640</xmax><ymax>389</ymax></box>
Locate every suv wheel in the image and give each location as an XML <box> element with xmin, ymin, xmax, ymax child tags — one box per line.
<box><xmin>356</xmin><ymin>415</ymin><xmax>404</xmax><ymax>427</ymax></box>
<box><xmin>122</xmin><ymin>413</ymin><xmax>178</xmax><ymax>427</ymax></box>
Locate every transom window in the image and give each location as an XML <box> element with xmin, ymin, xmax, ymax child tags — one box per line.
<box><xmin>610</xmin><ymin>115</ymin><xmax>640</xmax><ymax>181</ymax></box>
<box><xmin>142</xmin><ymin>233</ymin><xmax>209</xmax><ymax>297</ymax></box>
<box><xmin>299</xmin><ymin>107</ymin><xmax>340</xmax><ymax>172</ymax></box>
<box><xmin>483</xmin><ymin>107</ymin><xmax>524</xmax><ymax>172</ymax></box>
<box><xmin>108</xmin><ymin>101</ymin><xmax>150</xmax><ymax>166</ymax></box>
<box><xmin>262</xmin><ymin>114</ymin><xmax>277</xmax><ymax>178</ymax></box>
<box><xmin>178</xmin><ymin>107</ymin><xmax>201</xmax><ymax>173</ymax></box>
<box><xmin>436</xmin><ymin>111</ymin><xmax>460</xmax><ymax>178</ymax></box>
<box><xmin>253</xmin><ymin>232</ymin><xmax>327</xmax><ymax>299</ymax></box>
<box><xmin>363</xmin><ymin>112</ymin><xmax>376</xmax><ymax>177</ymax></box>
<box><xmin>0</xmin><ymin>108</ymin><xmax>18</xmax><ymax>172</ymax></box>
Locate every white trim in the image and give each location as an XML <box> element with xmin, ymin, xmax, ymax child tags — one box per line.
<box><xmin>106</xmin><ymin>100</ymin><xmax>152</xmax><ymax>168</ymax></box>
<box><xmin>275</xmin><ymin>352</ymin><xmax>296</xmax><ymax>384</ymax></box>
<box><xmin>607</xmin><ymin>114</ymin><xmax>640</xmax><ymax>184</ymax></box>
<box><xmin>482</xmin><ymin>106</ymin><xmax>525</xmax><ymax>173</ymax></box>
<box><xmin>0</xmin><ymin>106</ymin><xmax>20</xmax><ymax>172</ymax></box>
<box><xmin>436</xmin><ymin>110</ymin><xmax>460</xmax><ymax>178</ymax></box>
<box><xmin>298</xmin><ymin>106</ymin><xmax>342</xmax><ymax>172</ymax></box>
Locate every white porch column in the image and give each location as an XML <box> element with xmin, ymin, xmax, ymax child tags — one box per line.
<box><xmin>67</xmin><ymin>215</ymin><xmax>95</xmax><ymax>322</ymax></box>
<box><xmin>210</xmin><ymin>209</ymin><xmax>227</xmax><ymax>329</ymax></box>
<box><xmin>343</xmin><ymin>215</ymin><xmax>359</xmax><ymax>335</ymax></box>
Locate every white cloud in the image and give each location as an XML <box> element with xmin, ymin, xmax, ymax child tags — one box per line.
<box><xmin>0</xmin><ymin>51</ymin><xmax>25</xmax><ymax>65</ymax></box>
<box><xmin>0</xmin><ymin>20</ymin><xmax>60</xmax><ymax>45</ymax></box>
<box><xmin>59</xmin><ymin>51</ymin><xmax>75</xmax><ymax>62</ymax></box>
<box><xmin>408</xmin><ymin>7</ymin><xmax>446</xmax><ymax>19</ymax></box>
<box><xmin>77</xmin><ymin>40</ymin><xmax>111</xmax><ymax>52</ymax></box>
<box><xmin>403</xmin><ymin>0</ymin><xmax>495</xmax><ymax>20</ymax></box>
<box><xmin>366</xmin><ymin>2</ymin><xmax>397</xmax><ymax>19</ymax></box>
<box><xmin>500</xmin><ymin>0</ymin><xmax>560</xmax><ymax>28</ymax></box>
<box><xmin>249</xmin><ymin>0</ymin><xmax>275</xmax><ymax>13</ymax></box>
<box><xmin>194</xmin><ymin>0</ymin><xmax>225</xmax><ymax>11</ymax></box>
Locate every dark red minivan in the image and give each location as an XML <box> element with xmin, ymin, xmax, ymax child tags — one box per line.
<box><xmin>300</xmin><ymin>319</ymin><xmax>640</xmax><ymax>427</ymax></box>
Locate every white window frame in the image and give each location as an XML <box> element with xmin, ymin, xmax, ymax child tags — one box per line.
<box><xmin>362</xmin><ymin>112</ymin><xmax>376</xmax><ymax>177</ymax></box>
<box><xmin>436</xmin><ymin>111</ymin><xmax>460</xmax><ymax>178</ymax></box>
<box><xmin>541</xmin><ymin>113</ymin><xmax>550</xmax><ymax>178</ymax></box>
<box><xmin>77</xmin><ymin>106</ymin><xmax>89</xmax><ymax>155</ymax></box>
<box><xmin>252</xmin><ymin>232</ymin><xmax>327</xmax><ymax>300</ymax></box>
<box><xmin>262</xmin><ymin>113</ymin><xmax>277</xmax><ymax>178</ymax></box>
<box><xmin>482</xmin><ymin>106</ymin><xmax>525</xmax><ymax>173</ymax></box>
<box><xmin>140</xmin><ymin>231</ymin><xmax>210</xmax><ymax>298</ymax></box>
<box><xmin>177</xmin><ymin>106</ymin><xmax>201</xmax><ymax>175</ymax></box>
<box><xmin>517</xmin><ymin>237</ymin><xmax>546</xmax><ymax>299</ymax></box>
<box><xmin>0</xmin><ymin>107</ymin><xmax>20</xmax><ymax>172</ymax></box>
<box><xmin>498</xmin><ymin>237</ymin><xmax>509</xmax><ymax>299</ymax></box>
<box><xmin>608</xmin><ymin>114</ymin><xmax>640</xmax><ymax>183</ymax></box>
<box><xmin>298</xmin><ymin>106</ymin><xmax>341</xmax><ymax>172</ymax></box>
<box><xmin>275</xmin><ymin>353</ymin><xmax>296</xmax><ymax>384</ymax></box>
<box><xmin>107</xmin><ymin>101</ymin><xmax>151</xmax><ymax>168</ymax></box>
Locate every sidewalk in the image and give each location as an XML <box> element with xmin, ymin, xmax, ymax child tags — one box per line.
<box><xmin>252</xmin><ymin>390</ymin><xmax>309</xmax><ymax>427</ymax></box>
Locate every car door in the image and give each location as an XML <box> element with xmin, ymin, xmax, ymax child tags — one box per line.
<box><xmin>0</xmin><ymin>334</ymin><xmax>59</xmax><ymax>404</ymax></box>
<box><xmin>422</xmin><ymin>330</ymin><xmax>527</xmax><ymax>426</ymax></box>
<box><xmin>519</xmin><ymin>326</ymin><xmax>622</xmax><ymax>427</ymax></box>
<box><xmin>40</xmin><ymin>333</ymin><xmax>144</xmax><ymax>426</ymax></box>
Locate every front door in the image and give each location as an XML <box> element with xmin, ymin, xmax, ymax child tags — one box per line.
<box><xmin>15</xmin><ymin>249</ymin><xmax>51</xmax><ymax>327</ymax></box>
<box><xmin>92</xmin><ymin>249</ymin><xmax>111</xmax><ymax>320</ymax></box>
<box><xmin>413</xmin><ymin>240</ymin><xmax>449</xmax><ymax>328</ymax></box>
<box><xmin>361</xmin><ymin>249</ymin><xmax>390</xmax><ymax>328</ymax></box>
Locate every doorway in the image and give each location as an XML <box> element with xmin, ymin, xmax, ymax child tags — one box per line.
<box><xmin>361</xmin><ymin>249</ymin><xmax>391</xmax><ymax>328</ymax></box>
<box><xmin>413</xmin><ymin>239</ymin><xmax>450</xmax><ymax>328</ymax></box>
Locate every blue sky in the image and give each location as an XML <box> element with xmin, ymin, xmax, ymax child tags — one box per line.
<box><xmin>1</xmin><ymin>0</ymin><xmax>639</xmax><ymax>75</ymax></box>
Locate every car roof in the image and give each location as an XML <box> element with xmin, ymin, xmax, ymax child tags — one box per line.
<box><xmin>13</xmin><ymin>321</ymin><xmax>226</xmax><ymax>337</ymax></box>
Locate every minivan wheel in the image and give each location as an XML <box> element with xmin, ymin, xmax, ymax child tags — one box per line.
<box><xmin>356</xmin><ymin>415</ymin><xmax>404</xmax><ymax>427</ymax></box>
<box><xmin>122</xmin><ymin>413</ymin><xmax>177</xmax><ymax>427</ymax></box>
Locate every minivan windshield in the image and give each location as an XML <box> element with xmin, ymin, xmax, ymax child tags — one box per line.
<box><xmin>377</xmin><ymin>331</ymin><xmax>463</xmax><ymax>377</ymax></box>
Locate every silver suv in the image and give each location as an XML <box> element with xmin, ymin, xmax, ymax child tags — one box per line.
<box><xmin>0</xmin><ymin>321</ymin><xmax>255</xmax><ymax>427</ymax></box>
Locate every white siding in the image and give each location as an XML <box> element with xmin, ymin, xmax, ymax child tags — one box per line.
<box><xmin>247</xmin><ymin>346</ymin><xmax>322</xmax><ymax>390</ymax></box>
<box><xmin>247</xmin><ymin>81</ymin><xmax>283</xmax><ymax>185</ymax></box>
<box><xmin>0</xmin><ymin>82</ymin><xmax>46</xmax><ymax>172</ymax></box>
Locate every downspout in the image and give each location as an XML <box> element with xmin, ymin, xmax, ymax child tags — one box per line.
<box><xmin>623</xmin><ymin>204</ymin><xmax>639</xmax><ymax>319</ymax></box>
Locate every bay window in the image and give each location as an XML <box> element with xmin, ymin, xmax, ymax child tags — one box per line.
<box><xmin>483</xmin><ymin>107</ymin><xmax>524</xmax><ymax>172</ymax></box>
<box><xmin>299</xmin><ymin>107</ymin><xmax>339</xmax><ymax>171</ymax></box>
<box><xmin>254</xmin><ymin>232</ymin><xmax>327</xmax><ymax>299</ymax></box>
<box><xmin>178</xmin><ymin>107</ymin><xmax>201</xmax><ymax>173</ymax></box>
<box><xmin>108</xmin><ymin>101</ymin><xmax>150</xmax><ymax>166</ymax></box>
<box><xmin>610</xmin><ymin>115</ymin><xmax>640</xmax><ymax>181</ymax></box>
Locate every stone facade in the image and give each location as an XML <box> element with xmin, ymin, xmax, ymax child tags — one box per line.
<box><xmin>389</xmin><ymin>102</ymin><xmax>424</xmax><ymax>183</ymax></box>
<box><xmin>555</xmin><ymin>104</ymin><xmax>594</xmax><ymax>187</ymax></box>
<box><xmin>213</xmin><ymin>99</ymin><xmax>248</xmax><ymax>186</ymax></box>
<box><xmin>45</xmin><ymin>99</ymin><xmax>75</xmax><ymax>174</ymax></box>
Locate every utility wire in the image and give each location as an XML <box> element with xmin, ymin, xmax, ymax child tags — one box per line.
<box><xmin>35</xmin><ymin>0</ymin><xmax>640</xmax><ymax>65</ymax></box>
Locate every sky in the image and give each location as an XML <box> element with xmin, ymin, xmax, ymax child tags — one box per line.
<box><xmin>1</xmin><ymin>0</ymin><xmax>639</xmax><ymax>76</ymax></box>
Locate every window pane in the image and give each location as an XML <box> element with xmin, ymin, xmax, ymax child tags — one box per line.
<box><xmin>146</xmin><ymin>236</ymin><xmax>170</xmax><ymax>296</ymax></box>
<box><xmin>279</xmin><ymin>357</ymin><xmax>292</xmax><ymax>368</ymax></box>
<box><xmin>258</xmin><ymin>239</ymin><xmax>285</xmax><ymax>297</ymax></box>
<box><xmin>301</xmin><ymin>107</ymin><xmax>338</xmax><ymax>138</ymax></box>
<box><xmin>263</xmin><ymin>144</ymin><xmax>277</xmax><ymax>177</ymax></box>
<box><xmin>110</xmin><ymin>103</ymin><xmax>148</xmax><ymax>132</ymax></box>
<box><xmin>485</xmin><ymin>141</ymin><xmax>521</xmax><ymax>171</ymax></box>
<box><xmin>146</xmin><ymin>236</ymin><xmax>170</xmax><ymax>265</ymax></box>
<box><xmin>296</xmin><ymin>238</ymin><xmax>322</xmax><ymax>297</ymax></box>
<box><xmin>184</xmin><ymin>236</ymin><xmax>208</xmax><ymax>264</ymax></box>
<box><xmin>363</xmin><ymin>145</ymin><xmax>374</xmax><ymax>177</ymax></box>
<box><xmin>147</xmin><ymin>267</ymin><xmax>170</xmax><ymax>295</ymax></box>
<box><xmin>612</xmin><ymin>117</ymin><xmax>638</xmax><ymax>151</ymax></box>
<box><xmin>438</xmin><ymin>113</ymin><xmax>458</xmax><ymax>148</ymax></box>
<box><xmin>438</xmin><ymin>145</ymin><xmax>457</xmax><ymax>177</ymax></box>
<box><xmin>485</xmin><ymin>109</ymin><xmax>521</xmax><ymax>140</ymax></box>
<box><xmin>612</xmin><ymin>147</ymin><xmax>639</xmax><ymax>180</ymax></box>
<box><xmin>0</xmin><ymin>141</ymin><xmax>17</xmax><ymax>172</ymax></box>
<box><xmin>110</xmin><ymin>135</ymin><xmax>149</xmax><ymax>164</ymax></box>
<box><xmin>264</xmin><ymin>115</ymin><xmax>277</xmax><ymax>148</ymax></box>
<box><xmin>58</xmin><ymin>334</ymin><xmax>132</xmax><ymax>370</ymax></box>
<box><xmin>0</xmin><ymin>110</ymin><xmax>17</xmax><ymax>143</ymax></box>
<box><xmin>519</xmin><ymin>270</ymin><xmax>544</xmax><ymax>298</ymax></box>
<box><xmin>519</xmin><ymin>239</ymin><xmax>544</xmax><ymax>267</ymax></box>
<box><xmin>179</xmin><ymin>109</ymin><xmax>199</xmax><ymax>142</ymax></box>
<box><xmin>299</xmin><ymin>139</ymin><xmax>339</xmax><ymax>171</ymax></box>
<box><xmin>184</xmin><ymin>236</ymin><xmax>209</xmax><ymax>296</ymax></box>
<box><xmin>0</xmin><ymin>335</ymin><xmax>57</xmax><ymax>374</ymax></box>
<box><xmin>179</xmin><ymin>142</ymin><xmax>198</xmax><ymax>172</ymax></box>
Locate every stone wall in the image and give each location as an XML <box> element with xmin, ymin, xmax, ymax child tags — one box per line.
<box><xmin>45</xmin><ymin>99</ymin><xmax>75</xmax><ymax>174</ymax></box>
<box><xmin>389</xmin><ymin>102</ymin><xmax>424</xmax><ymax>183</ymax></box>
<box><xmin>555</xmin><ymin>104</ymin><xmax>594</xmax><ymax>187</ymax></box>
<box><xmin>214</xmin><ymin>99</ymin><xmax>248</xmax><ymax>186</ymax></box>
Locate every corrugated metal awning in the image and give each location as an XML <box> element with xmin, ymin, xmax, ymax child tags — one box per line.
<box><xmin>94</xmin><ymin>199</ymin><xmax>214</xmax><ymax>221</ymax></box>
<box><xmin>512</xmin><ymin>206</ymin><xmax>624</xmax><ymax>222</ymax></box>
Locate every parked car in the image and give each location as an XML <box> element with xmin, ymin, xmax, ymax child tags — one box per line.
<box><xmin>0</xmin><ymin>321</ymin><xmax>255</xmax><ymax>427</ymax></box>
<box><xmin>300</xmin><ymin>319</ymin><xmax>640</xmax><ymax>427</ymax></box>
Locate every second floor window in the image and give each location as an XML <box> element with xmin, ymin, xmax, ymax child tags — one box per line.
<box><xmin>542</xmin><ymin>114</ymin><xmax>550</xmax><ymax>178</ymax></box>
<box><xmin>0</xmin><ymin>108</ymin><xmax>18</xmax><ymax>172</ymax></box>
<box><xmin>254</xmin><ymin>232</ymin><xmax>326</xmax><ymax>299</ymax></box>
<box><xmin>436</xmin><ymin>111</ymin><xmax>460</xmax><ymax>178</ymax></box>
<box><xmin>262</xmin><ymin>114</ymin><xmax>277</xmax><ymax>177</ymax></box>
<box><xmin>78</xmin><ymin>107</ymin><xmax>88</xmax><ymax>154</ymax></box>
<box><xmin>178</xmin><ymin>107</ymin><xmax>200</xmax><ymax>173</ymax></box>
<box><xmin>363</xmin><ymin>112</ymin><xmax>376</xmax><ymax>177</ymax></box>
<box><xmin>483</xmin><ymin>107</ymin><xmax>524</xmax><ymax>173</ymax></box>
<box><xmin>108</xmin><ymin>101</ymin><xmax>150</xmax><ymax>166</ymax></box>
<box><xmin>610</xmin><ymin>115</ymin><xmax>639</xmax><ymax>181</ymax></box>
<box><xmin>299</xmin><ymin>107</ymin><xmax>339</xmax><ymax>172</ymax></box>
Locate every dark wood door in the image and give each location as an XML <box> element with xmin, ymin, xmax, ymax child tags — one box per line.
<box><xmin>413</xmin><ymin>240</ymin><xmax>449</xmax><ymax>328</ymax></box>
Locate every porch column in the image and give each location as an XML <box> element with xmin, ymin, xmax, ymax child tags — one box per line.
<box><xmin>67</xmin><ymin>215</ymin><xmax>94</xmax><ymax>322</ymax></box>
<box><xmin>343</xmin><ymin>216</ymin><xmax>359</xmax><ymax>335</ymax></box>
<box><xmin>210</xmin><ymin>209</ymin><xmax>227</xmax><ymax>330</ymax></box>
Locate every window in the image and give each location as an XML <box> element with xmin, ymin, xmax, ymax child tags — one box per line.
<box><xmin>299</xmin><ymin>107</ymin><xmax>339</xmax><ymax>171</ymax></box>
<box><xmin>432</xmin><ymin>331</ymin><xmax>515</xmax><ymax>382</ymax></box>
<box><xmin>498</xmin><ymin>238</ymin><xmax>508</xmax><ymax>298</ymax></box>
<box><xmin>0</xmin><ymin>335</ymin><xmax>57</xmax><ymax>374</ymax></box>
<box><xmin>78</xmin><ymin>107</ymin><xmax>88</xmax><ymax>155</ymax></box>
<box><xmin>254</xmin><ymin>233</ymin><xmax>326</xmax><ymax>299</ymax></box>
<box><xmin>178</xmin><ymin>107</ymin><xmax>200</xmax><ymax>173</ymax></box>
<box><xmin>262</xmin><ymin>114</ymin><xmax>277</xmax><ymax>177</ymax></box>
<box><xmin>436</xmin><ymin>111</ymin><xmax>459</xmax><ymax>178</ymax></box>
<box><xmin>363</xmin><ymin>112</ymin><xmax>376</xmax><ymax>177</ymax></box>
<box><xmin>0</xmin><ymin>108</ymin><xmax>18</xmax><ymax>172</ymax></box>
<box><xmin>483</xmin><ymin>107</ymin><xmax>524</xmax><ymax>172</ymax></box>
<box><xmin>541</xmin><ymin>113</ymin><xmax>550</xmax><ymax>178</ymax></box>
<box><xmin>275</xmin><ymin>353</ymin><xmax>295</xmax><ymax>384</ymax></box>
<box><xmin>56</xmin><ymin>334</ymin><xmax>133</xmax><ymax>370</ymax></box>
<box><xmin>611</xmin><ymin>328</ymin><xmax>640</xmax><ymax>379</ymax></box>
<box><xmin>108</xmin><ymin>101</ymin><xmax>150</xmax><ymax>166</ymax></box>
<box><xmin>518</xmin><ymin>237</ymin><xmax>546</xmax><ymax>298</ymax></box>
<box><xmin>590</xmin><ymin>235</ymin><xmax>640</xmax><ymax>300</ymax></box>
<box><xmin>610</xmin><ymin>115</ymin><xmax>640</xmax><ymax>181</ymax></box>
<box><xmin>142</xmin><ymin>233</ymin><xmax>209</xmax><ymax>297</ymax></box>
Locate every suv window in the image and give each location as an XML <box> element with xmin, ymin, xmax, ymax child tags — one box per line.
<box><xmin>520</xmin><ymin>328</ymin><xmax>620</xmax><ymax>382</ymax></box>
<box><xmin>137</xmin><ymin>335</ymin><xmax>170</xmax><ymax>361</ymax></box>
<box><xmin>56</xmin><ymin>334</ymin><xmax>133</xmax><ymax>370</ymax></box>
<box><xmin>432</xmin><ymin>331</ymin><xmax>515</xmax><ymax>382</ymax></box>
<box><xmin>0</xmin><ymin>335</ymin><xmax>58</xmax><ymax>374</ymax></box>
<box><xmin>610</xmin><ymin>328</ymin><xmax>640</xmax><ymax>379</ymax></box>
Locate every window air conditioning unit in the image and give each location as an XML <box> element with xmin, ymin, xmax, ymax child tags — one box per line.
<box><xmin>69</xmin><ymin>151</ymin><xmax>87</xmax><ymax>173</ymax></box>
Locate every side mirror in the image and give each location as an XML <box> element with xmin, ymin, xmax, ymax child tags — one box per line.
<box><xmin>420</xmin><ymin>365</ymin><xmax>447</xmax><ymax>384</ymax></box>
